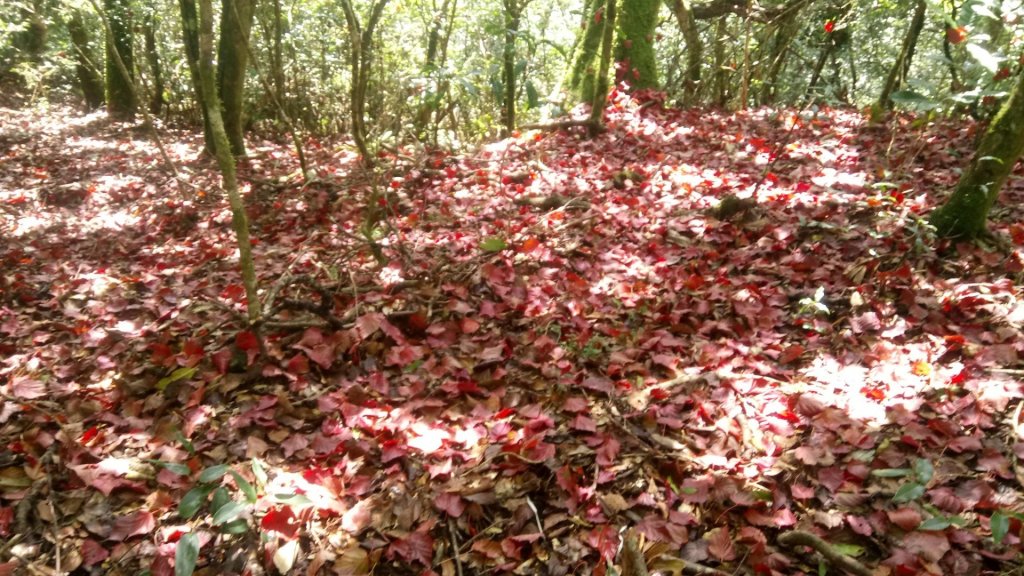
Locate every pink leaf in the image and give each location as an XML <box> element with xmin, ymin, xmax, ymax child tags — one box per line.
<box><xmin>706</xmin><ymin>527</ymin><xmax>736</xmax><ymax>561</ymax></box>
<box><xmin>434</xmin><ymin>493</ymin><xmax>465</xmax><ymax>517</ymax></box>
<box><xmin>9</xmin><ymin>376</ymin><xmax>46</xmax><ymax>399</ymax></box>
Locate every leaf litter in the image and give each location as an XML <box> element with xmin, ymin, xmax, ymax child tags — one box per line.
<box><xmin>1</xmin><ymin>92</ymin><xmax>1024</xmax><ymax>575</ymax></box>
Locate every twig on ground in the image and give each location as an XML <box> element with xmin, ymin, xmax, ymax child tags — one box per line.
<box><xmin>778</xmin><ymin>530</ymin><xmax>873</xmax><ymax>576</ymax></box>
<box><xmin>447</xmin><ymin>518</ymin><xmax>464</xmax><ymax>576</ymax></box>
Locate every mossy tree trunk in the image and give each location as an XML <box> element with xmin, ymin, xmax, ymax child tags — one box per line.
<box><xmin>931</xmin><ymin>68</ymin><xmax>1024</xmax><ymax>239</ymax></box>
<box><xmin>178</xmin><ymin>0</ymin><xmax>214</xmax><ymax>152</ymax></box>
<box><xmin>878</xmin><ymin>0</ymin><xmax>926</xmax><ymax>110</ymax></box>
<box><xmin>196</xmin><ymin>0</ymin><xmax>262</xmax><ymax>321</ymax></box>
<box><xmin>501</xmin><ymin>0</ymin><xmax>524</xmax><ymax>135</ymax></box>
<box><xmin>217</xmin><ymin>0</ymin><xmax>255</xmax><ymax>156</ymax></box>
<box><xmin>614</xmin><ymin>0</ymin><xmax>659</xmax><ymax>90</ymax></box>
<box><xmin>413</xmin><ymin>0</ymin><xmax>457</xmax><ymax>141</ymax></box>
<box><xmin>67</xmin><ymin>8</ymin><xmax>105</xmax><ymax>110</ymax></box>
<box><xmin>339</xmin><ymin>0</ymin><xmax>391</xmax><ymax>165</ymax></box>
<box><xmin>104</xmin><ymin>0</ymin><xmax>135</xmax><ymax>119</ymax></box>
<box><xmin>567</xmin><ymin>0</ymin><xmax>607</xmax><ymax>103</ymax></box>
<box><xmin>759</xmin><ymin>3</ymin><xmax>803</xmax><ymax>105</ymax></box>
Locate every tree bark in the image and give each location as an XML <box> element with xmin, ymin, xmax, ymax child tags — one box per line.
<box><xmin>759</xmin><ymin>1</ymin><xmax>805</xmax><ymax>104</ymax></box>
<box><xmin>931</xmin><ymin>68</ymin><xmax>1024</xmax><ymax>239</ymax></box>
<box><xmin>104</xmin><ymin>0</ymin><xmax>135</xmax><ymax>119</ymax></box>
<box><xmin>615</xmin><ymin>0</ymin><xmax>660</xmax><ymax>90</ymax></box>
<box><xmin>666</xmin><ymin>0</ymin><xmax>701</xmax><ymax>104</ymax></box>
<box><xmin>567</xmin><ymin>0</ymin><xmax>608</xmax><ymax>103</ymax></box>
<box><xmin>178</xmin><ymin>0</ymin><xmax>214</xmax><ymax>151</ymax></box>
<box><xmin>143</xmin><ymin>9</ymin><xmax>166</xmax><ymax>115</ymax></box>
<box><xmin>339</xmin><ymin>0</ymin><xmax>391</xmax><ymax>165</ymax></box>
<box><xmin>67</xmin><ymin>9</ymin><xmax>105</xmax><ymax>110</ymax></box>
<box><xmin>501</xmin><ymin>0</ymin><xmax>523</xmax><ymax>135</ymax></box>
<box><xmin>878</xmin><ymin>0</ymin><xmax>926</xmax><ymax>110</ymax></box>
<box><xmin>196</xmin><ymin>0</ymin><xmax>262</xmax><ymax>321</ymax></box>
<box><xmin>218</xmin><ymin>0</ymin><xmax>256</xmax><ymax>156</ymax></box>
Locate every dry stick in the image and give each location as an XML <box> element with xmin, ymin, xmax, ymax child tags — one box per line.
<box><xmin>230</xmin><ymin>1</ymin><xmax>310</xmax><ymax>179</ymax></box>
<box><xmin>85</xmin><ymin>0</ymin><xmax>190</xmax><ymax>199</ymax></box>
<box><xmin>778</xmin><ymin>531</ymin><xmax>873</xmax><ymax>576</ymax></box>
<box><xmin>447</xmin><ymin>518</ymin><xmax>464</xmax><ymax>576</ymax></box>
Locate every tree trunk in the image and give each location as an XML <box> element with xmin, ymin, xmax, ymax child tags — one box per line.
<box><xmin>196</xmin><ymin>0</ymin><xmax>262</xmax><ymax>321</ymax></box>
<box><xmin>567</xmin><ymin>0</ymin><xmax>608</xmax><ymax>103</ymax></box>
<box><xmin>667</xmin><ymin>0</ymin><xmax>701</xmax><ymax>104</ymax></box>
<box><xmin>143</xmin><ymin>9</ymin><xmax>166</xmax><ymax>115</ymax></box>
<box><xmin>14</xmin><ymin>0</ymin><xmax>48</xmax><ymax>61</ymax></box>
<box><xmin>67</xmin><ymin>9</ymin><xmax>105</xmax><ymax>110</ymax></box>
<box><xmin>178</xmin><ymin>0</ymin><xmax>214</xmax><ymax>151</ymax></box>
<box><xmin>931</xmin><ymin>69</ymin><xmax>1024</xmax><ymax>239</ymax></box>
<box><xmin>339</xmin><ymin>0</ymin><xmax>391</xmax><ymax>165</ymax></box>
<box><xmin>615</xmin><ymin>0</ymin><xmax>660</xmax><ymax>90</ymax></box>
<box><xmin>759</xmin><ymin>3</ymin><xmax>803</xmax><ymax>105</ymax></box>
<box><xmin>217</xmin><ymin>0</ymin><xmax>255</xmax><ymax>156</ymax></box>
<box><xmin>501</xmin><ymin>0</ymin><xmax>523</xmax><ymax>135</ymax></box>
<box><xmin>712</xmin><ymin>17</ymin><xmax>729</xmax><ymax>106</ymax></box>
<box><xmin>414</xmin><ymin>0</ymin><xmax>457</xmax><ymax>141</ymax></box>
<box><xmin>104</xmin><ymin>0</ymin><xmax>135</xmax><ymax>119</ymax></box>
<box><xmin>878</xmin><ymin>0</ymin><xmax>926</xmax><ymax>110</ymax></box>
<box><xmin>589</xmin><ymin>0</ymin><xmax>617</xmax><ymax>133</ymax></box>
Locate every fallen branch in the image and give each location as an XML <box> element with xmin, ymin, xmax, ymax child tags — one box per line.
<box><xmin>778</xmin><ymin>530</ymin><xmax>872</xmax><ymax>576</ymax></box>
<box><xmin>518</xmin><ymin>118</ymin><xmax>596</xmax><ymax>131</ymax></box>
<box><xmin>513</xmin><ymin>194</ymin><xmax>590</xmax><ymax>211</ymax></box>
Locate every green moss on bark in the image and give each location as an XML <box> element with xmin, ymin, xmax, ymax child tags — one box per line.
<box><xmin>567</xmin><ymin>0</ymin><xmax>606</xmax><ymax>103</ymax></box>
<box><xmin>931</xmin><ymin>70</ymin><xmax>1024</xmax><ymax>239</ymax></box>
<box><xmin>614</xmin><ymin>0</ymin><xmax>659</xmax><ymax>90</ymax></box>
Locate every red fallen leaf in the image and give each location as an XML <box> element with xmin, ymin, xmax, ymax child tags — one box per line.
<box><xmin>460</xmin><ymin>317</ymin><xmax>480</xmax><ymax>334</ymax></box>
<box><xmin>434</xmin><ymin>492</ymin><xmax>465</xmax><ymax>517</ymax></box>
<box><xmin>518</xmin><ymin>237</ymin><xmax>540</xmax><ymax>252</ymax></box>
<box><xmin>888</xmin><ymin>507</ymin><xmax>923</xmax><ymax>531</ymax></box>
<box><xmin>149</xmin><ymin>342</ymin><xmax>174</xmax><ymax>364</ymax></box>
<box><xmin>389</xmin><ymin>528</ymin><xmax>434</xmax><ymax>566</ymax></box>
<box><xmin>212</xmin><ymin>348</ymin><xmax>231</xmax><ymax>374</ymax></box>
<box><xmin>596</xmin><ymin>436</ymin><xmax>620</xmax><ymax>466</ymax></box>
<box><xmin>220</xmin><ymin>283</ymin><xmax>246</xmax><ymax>302</ymax></box>
<box><xmin>0</xmin><ymin>507</ymin><xmax>12</xmax><ymax>536</ymax></box>
<box><xmin>587</xmin><ymin>524</ymin><xmax>619</xmax><ymax>562</ymax></box>
<box><xmin>847</xmin><ymin>514</ymin><xmax>873</xmax><ymax>536</ymax></box>
<box><xmin>1009</xmin><ymin>224</ymin><xmax>1024</xmax><ymax>245</ymax></box>
<box><xmin>262</xmin><ymin>506</ymin><xmax>299</xmax><ymax>539</ymax></box>
<box><xmin>286</xmin><ymin>353</ymin><xmax>309</xmax><ymax>374</ymax></box>
<box><xmin>182</xmin><ymin>339</ymin><xmax>204</xmax><ymax>359</ymax></box>
<box><xmin>236</xmin><ymin>330</ymin><xmax>260</xmax><ymax>351</ymax></box>
<box><xmin>707</xmin><ymin>527</ymin><xmax>736</xmax><ymax>561</ymax></box>
<box><xmin>80</xmin><ymin>425</ymin><xmax>100</xmax><ymax>444</ymax></box>
<box><xmin>556</xmin><ymin>465</ymin><xmax>582</xmax><ymax>514</ymax></box>
<box><xmin>0</xmin><ymin>563</ymin><xmax>18</xmax><ymax>576</ymax></box>
<box><xmin>779</xmin><ymin>344</ymin><xmax>805</xmax><ymax>364</ymax></box>
<box><xmin>107</xmin><ymin>510</ymin><xmax>156</xmax><ymax>541</ymax></box>
<box><xmin>81</xmin><ymin>539</ymin><xmax>109</xmax><ymax>567</ymax></box>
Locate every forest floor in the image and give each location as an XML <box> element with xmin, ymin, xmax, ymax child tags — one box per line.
<box><xmin>2</xmin><ymin>92</ymin><xmax>1024</xmax><ymax>576</ymax></box>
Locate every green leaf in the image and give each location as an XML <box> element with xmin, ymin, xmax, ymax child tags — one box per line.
<box><xmin>174</xmin><ymin>533</ymin><xmax>200</xmax><ymax>576</ymax></box>
<box><xmin>251</xmin><ymin>459</ymin><xmax>268</xmax><ymax>488</ymax></box>
<box><xmin>913</xmin><ymin>459</ymin><xmax>934</xmax><ymax>484</ymax></box>
<box><xmin>146</xmin><ymin>460</ymin><xmax>192</xmax><ymax>476</ymax></box>
<box><xmin>832</xmin><ymin>543</ymin><xmax>864</xmax><ymax>557</ymax></box>
<box><xmin>526</xmin><ymin>81</ymin><xmax>539</xmax><ymax>110</ymax></box>
<box><xmin>198</xmin><ymin>464</ymin><xmax>229</xmax><ymax>484</ymax></box>
<box><xmin>966</xmin><ymin>43</ymin><xmax>1000</xmax><ymax>73</ymax></box>
<box><xmin>272</xmin><ymin>493</ymin><xmax>313</xmax><ymax>506</ymax></box>
<box><xmin>156</xmin><ymin>367</ymin><xmax>197</xmax><ymax>392</ymax></box>
<box><xmin>210</xmin><ymin>487</ymin><xmax>230</xmax><ymax>514</ymax></box>
<box><xmin>872</xmin><ymin>468</ymin><xmax>912</xmax><ymax>478</ymax></box>
<box><xmin>211</xmin><ymin>501</ymin><xmax>247</xmax><ymax>526</ymax></box>
<box><xmin>893</xmin><ymin>482</ymin><xmax>926</xmax><ymax>504</ymax></box>
<box><xmin>230</xmin><ymin>471</ymin><xmax>258</xmax><ymax>503</ymax></box>
<box><xmin>179</xmin><ymin>486</ymin><xmax>213</xmax><ymax>519</ymax></box>
<box><xmin>991</xmin><ymin>511</ymin><xmax>1010</xmax><ymax>545</ymax></box>
<box><xmin>480</xmin><ymin>236</ymin><xmax>507</xmax><ymax>252</ymax></box>
<box><xmin>218</xmin><ymin>518</ymin><xmax>250</xmax><ymax>535</ymax></box>
<box><xmin>919</xmin><ymin>517</ymin><xmax>957</xmax><ymax>531</ymax></box>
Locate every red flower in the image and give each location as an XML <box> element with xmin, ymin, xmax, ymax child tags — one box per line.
<box><xmin>824</xmin><ymin>20</ymin><xmax>835</xmax><ymax>33</ymax></box>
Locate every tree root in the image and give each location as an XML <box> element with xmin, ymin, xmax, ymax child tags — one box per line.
<box><xmin>778</xmin><ymin>530</ymin><xmax>873</xmax><ymax>576</ymax></box>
